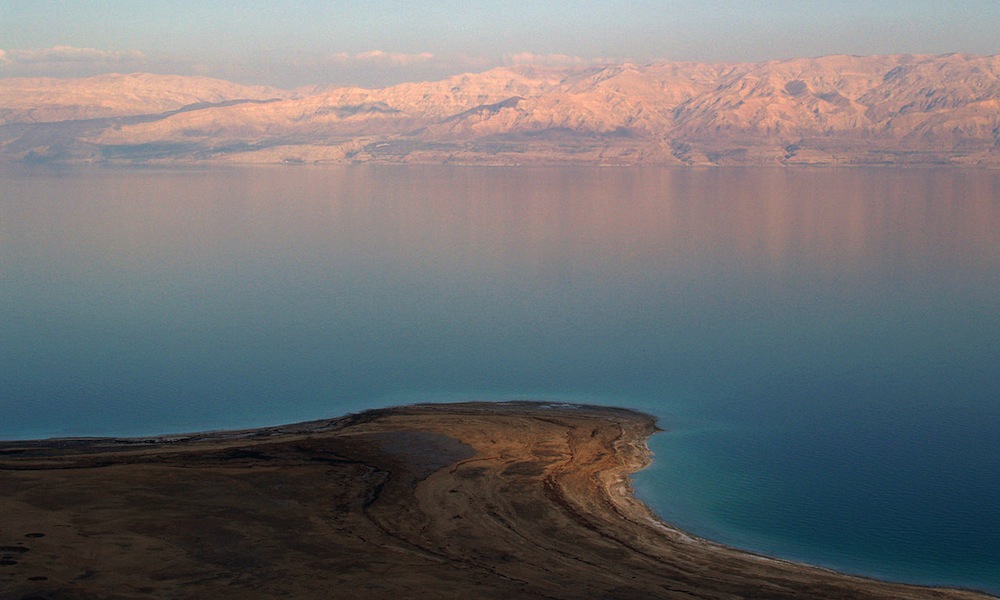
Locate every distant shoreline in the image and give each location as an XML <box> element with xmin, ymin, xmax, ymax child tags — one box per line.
<box><xmin>6</xmin><ymin>157</ymin><xmax>1000</xmax><ymax>168</ymax></box>
<box><xmin>0</xmin><ymin>402</ymin><xmax>993</xmax><ymax>598</ymax></box>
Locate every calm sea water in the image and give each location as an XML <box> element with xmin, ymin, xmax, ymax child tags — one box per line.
<box><xmin>1</xmin><ymin>165</ymin><xmax>998</xmax><ymax>593</ymax></box>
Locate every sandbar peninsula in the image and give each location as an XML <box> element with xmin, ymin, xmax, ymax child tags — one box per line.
<box><xmin>0</xmin><ymin>402</ymin><xmax>992</xmax><ymax>599</ymax></box>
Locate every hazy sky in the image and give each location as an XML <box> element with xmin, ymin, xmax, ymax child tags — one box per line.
<box><xmin>2</xmin><ymin>1</ymin><xmax>998</xmax><ymax>88</ymax></box>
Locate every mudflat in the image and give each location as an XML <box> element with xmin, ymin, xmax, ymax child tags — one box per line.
<box><xmin>0</xmin><ymin>402</ymin><xmax>991</xmax><ymax>599</ymax></box>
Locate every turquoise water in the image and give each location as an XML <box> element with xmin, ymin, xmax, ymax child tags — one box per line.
<box><xmin>1</xmin><ymin>165</ymin><xmax>998</xmax><ymax>593</ymax></box>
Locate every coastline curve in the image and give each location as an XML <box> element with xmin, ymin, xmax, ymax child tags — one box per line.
<box><xmin>0</xmin><ymin>402</ymin><xmax>993</xmax><ymax>599</ymax></box>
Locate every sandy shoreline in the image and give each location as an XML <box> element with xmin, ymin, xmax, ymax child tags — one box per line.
<box><xmin>0</xmin><ymin>402</ymin><xmax>992</xmax><ymax>599</ymax></box>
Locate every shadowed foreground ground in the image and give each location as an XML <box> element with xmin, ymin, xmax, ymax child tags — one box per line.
<box><xmin>0</xmin><ymin>402</ymin><xmax>991</xmax><ymax>599</ymax></box>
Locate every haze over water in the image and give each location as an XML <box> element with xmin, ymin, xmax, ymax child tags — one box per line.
<box><xmin>1</xmin><ymin>165</ymin><xmax>998</xmax><ymax>593</ymax></box>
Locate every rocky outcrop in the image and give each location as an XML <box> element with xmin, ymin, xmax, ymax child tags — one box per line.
<box><xmin>2</xmin><ymin>54</ymin><xmax>999</xmax><ymax>166</ymax></box>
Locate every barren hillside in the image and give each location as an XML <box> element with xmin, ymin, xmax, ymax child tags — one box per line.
<box><xmin>2</xmin><ymin>54</ymin><xmax>998</xmax><ymax>166</ymax></box>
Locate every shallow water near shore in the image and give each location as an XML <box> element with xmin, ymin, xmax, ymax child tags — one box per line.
<box><xmin>1</xmin><ymin>164</ymin><xmax>998</xmax><ymax>593</ymax></box>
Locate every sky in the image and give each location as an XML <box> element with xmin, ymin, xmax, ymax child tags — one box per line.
<box><xmin>1</xmin><ymin>1</ymin><xmax>999</xmax><ymax>88</ymax></box>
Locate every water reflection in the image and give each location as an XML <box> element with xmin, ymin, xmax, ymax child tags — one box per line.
<box><xmin>5</xmin><ymin>166</ymin><xmax>998</xmax><ymax>283</ymax></box>
<box><xmin>3</xmin><ymin>166</ymin><xmax>999</xmax><ymax>432</ymax></box>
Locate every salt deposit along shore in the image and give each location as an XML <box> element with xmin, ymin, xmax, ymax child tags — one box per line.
<box><xmin>0</xmin><ymin>402</ymin><xmax>992</xmax><ymax>599</ymax></box>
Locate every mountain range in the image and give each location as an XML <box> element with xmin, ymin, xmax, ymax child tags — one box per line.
<box><xmin>2</xmin><ymin>53</ymin><xmax>999</xmax><ymax>166</ymax></box>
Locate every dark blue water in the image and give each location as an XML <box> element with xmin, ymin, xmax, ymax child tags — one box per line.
<box><xmin>1</xmin><ymin>165</ymin><xmax>998</xmax><ymax>593</ymax></box>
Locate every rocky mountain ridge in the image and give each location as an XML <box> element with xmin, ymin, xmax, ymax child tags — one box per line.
<box><xmin>2</xmin><ymin>53</ymin><xmax>999</xmax><ymax>166</ymax></box>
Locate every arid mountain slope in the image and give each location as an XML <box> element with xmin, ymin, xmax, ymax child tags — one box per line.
<box><xmin>2</xmin><ymin>54</ymin><xmax>998</xmax><ymax>166</ymax></box>
<box><xmin>0</xmin><ymin>73</ymin><xmax>288</xmax><ymax>124</ymax></box>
